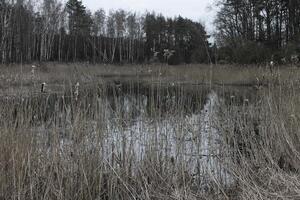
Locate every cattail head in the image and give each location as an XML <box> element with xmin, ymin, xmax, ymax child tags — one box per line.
<box><xmin>256</xmin><ymin>77</ymin><xmax>260</xmax><ymax>84</ymax></box>
<box><xmin>31</xmin><ymin>65</ymin><xmax>36</xmax><ymax>76</ymax></box>
<box><xmin>74</xmin><ymin>82</ymin><xmax>80</xmax><ymax>101</ymax></box>
<box><xmin>41</xmin><ymin>82</ymin><xmax>46</xmax><ymax>93</ymax></box>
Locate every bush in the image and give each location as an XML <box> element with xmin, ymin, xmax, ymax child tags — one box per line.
<box><xmin>167</xmin><ymin>52</ymin><xmax>183</xmax><ymax>65</ymax></box>
<box><xmin>284</xmin><ymin>43</ymin><xmax>300</xmax><ymax>60</ymax></box>
<box><xmin>190</xmin><ymin>48</ymin><xmax>208</xmax><ymax>63</ymax></box>
<box><xmin>233</xmin><ymin>41</ymin><xmax>270</xmax><ymax>64</ymax></box>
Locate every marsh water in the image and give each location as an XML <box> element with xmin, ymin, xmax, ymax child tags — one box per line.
<box><xmin>102</xmin><ymin>82</ymin><xmax>257</xmax><ymax>186</ymax></box>
<box><xmin>2</xmin><ymin>81</ymin><xmax>259</xmax><ymax>189</ymax></box>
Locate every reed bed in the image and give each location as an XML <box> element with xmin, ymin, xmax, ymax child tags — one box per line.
<box><xmin>0</xmin><ymin>67</ymin><xmax>300</xmax><ymax>199</ymax></box>
<box><xmin>218</xmin><ymin>81</ymin><xmax>300</xmax><ymax>199</ymax></box>
<box><xmin>0</xmin><ymin>82</ymin><xmax>219</xmax><ymax>200</ymax></box>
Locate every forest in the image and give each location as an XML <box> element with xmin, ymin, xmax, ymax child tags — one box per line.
<box><xmin>216</xmin><ymin>0</ymin><xmax>300</xmax><ymax>64</ymax></box>
<box><xmin>0</xmin><ymin>0</ymin><xmax>210</xmax><ymax>64</ymax></box>
<box><xmin>0</xmin><ymin>0</ymin><xmax>300</xmax><ymax>64</ymax></box>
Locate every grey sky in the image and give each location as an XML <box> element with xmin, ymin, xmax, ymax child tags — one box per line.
<box><xmin>81</xmin><ymin>0</ymin><xmax>218</xmax><ymax>34</ymax></box>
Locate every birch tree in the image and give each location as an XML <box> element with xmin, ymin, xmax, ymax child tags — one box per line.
<box><xmin>92</xmin><ymin>8</ymin><xmax>105</xmax><ymax>62</ymax></box>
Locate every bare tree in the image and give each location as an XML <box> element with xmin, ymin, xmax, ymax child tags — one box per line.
<box><xmin>114</xmin><ymin>9</ymin><xmax>126</xmax><ymax>63</ymax></box>
<box><xmin>40</xmin><ymin>0</ymin><xmax>64</xmax><ymax>61</ymax></box>
<box><xmin>126</xmin><ymin>12</ymin><xmax>138</xmax><ymax>62</ymax></box>
<box><xmin>92</xmin><ymin>8</ymin><xmax>105</xmax><ymax>62</ymax></box>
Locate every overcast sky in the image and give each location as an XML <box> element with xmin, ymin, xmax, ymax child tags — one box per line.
<box><xmin>81</xmin><ymin>0</ymin><xmax>218</xmax><ymax>34</ymax></box>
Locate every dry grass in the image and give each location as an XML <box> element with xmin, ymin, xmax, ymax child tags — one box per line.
<box><xmin>1</xmin><ymin>63</ymin><xmax>300</xmax><ymax>199</ymax></box>
<box><xmin>2</xmin><ymin>62</ymin><xmax>300</xmax><ymax>94</ymax></box>
<box><xmin>218</xmin><ymin>81</ymin><xmax>300</xmax><ymax>199</ymax></box>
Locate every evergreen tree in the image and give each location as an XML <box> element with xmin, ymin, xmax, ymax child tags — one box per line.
<box><xmin>66</xmin><ymin>0</ymin><xmax>91</xmax><ymax>36</ymax></box>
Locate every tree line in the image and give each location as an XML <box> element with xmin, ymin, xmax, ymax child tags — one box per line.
<box><xmin>215</xmin><ymin>0</ymin><xmax>300</xmax><ymax>64</ymax></box>
<box><xmin>0</xmin><ymin>0</ymin><xmax>211</xmax><ymax>64</ymax></box>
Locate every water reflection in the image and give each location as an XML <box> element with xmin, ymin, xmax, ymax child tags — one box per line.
<box><xmin>4</xmin><ymin>82</ymin><xmax>257</xmax><ymax>189</ymax></box>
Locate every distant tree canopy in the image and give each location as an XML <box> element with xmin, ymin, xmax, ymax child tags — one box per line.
<box><xmin>0</xmin><ymin>0</ymin><xmax>211</xmax><ymax>64</ymax></box>
<box><xmin>66</xmin><ymin>0</ymin><xmax>92</xmax><ymax>36</ymax></box>
<box><xmin>215</xmin><ymin>0</ymin><xmax>300</xmax><ymax>64</ymax></box>
<box><xmin>144</xmin><ymin>14</ymin><xmax>210</xmax><ymax>64</ymax></box>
